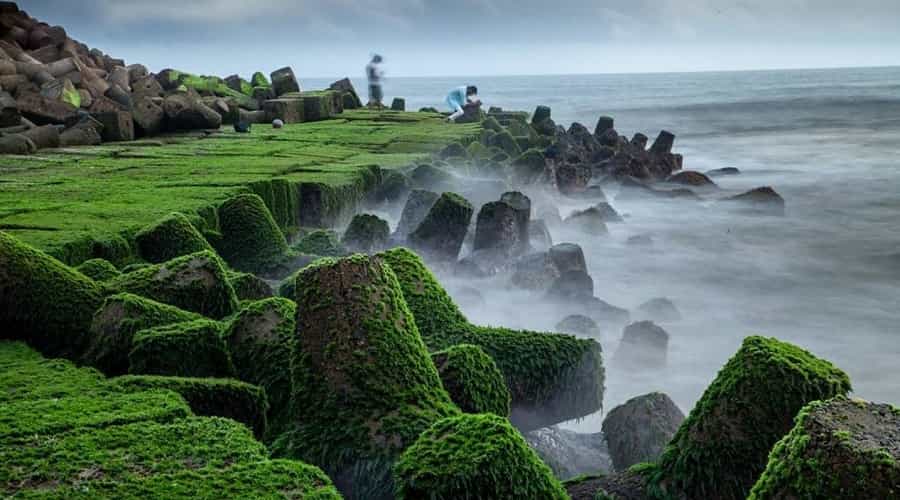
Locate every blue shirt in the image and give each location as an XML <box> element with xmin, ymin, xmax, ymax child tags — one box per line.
<box><xmin>446</xmin><ymin>86</ymin><xmax>467</xmax><ymax>110</ymax></box>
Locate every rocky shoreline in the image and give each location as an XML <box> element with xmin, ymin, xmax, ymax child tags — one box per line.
<box><xmin>1</xmin><ymin>3</ymin><xmax>898</xmax><ymax>499</ymax></box>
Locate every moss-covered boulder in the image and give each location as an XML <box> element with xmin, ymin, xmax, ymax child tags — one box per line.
<box><xmin>82</xmin><ymin>293</ymin><xmax>202</xmax><ymax>375</ymax></box>
<box><xmin>431</xmin><ymin>344</ymin><xmax>511</xmax><ymax>417</ymax></box>
<box><xmin>129</xmin><ymin>319</ymin><xmax>235</xmax><ymax>378</ymax></box>
<box><xmin>513</xmin><ymin>148</ymin><xmax>548</xmax><ymax>183</ymax></box>
<box><xmin>342</xmin><ymin>213</ymin><xmax>390</xmax><ymax>253</ymax></box>
<box><xmin>293</xmin><ymin>229</ymin><xmax>346</xmax><ymax>257</ymax></box>
<box><xmin>75</xmin><ymin>258</ymin><xmax>121</xmax><ymax>282</ymax></box>
<box><xmin>227</xmin><ymin>271</ymin><xmax>274</xmax><ymax>302</ymax></box>
<box><xmin>749</xmin><ymin>397</ymin><xmax>900</xmax><ymax>499</ymax></box>
<box><xmin>225</xmin><ymin>297</ymin><xmax>296</xmax><ymax>428</ymax></box>
<box><xmin>110</xmin><ymin>250</ymin><xmax>239</xmax><ymax>319</ymax></box>
<box><xmin>394</xmin><ymin>413</ymin><xmax>568</xmax><ymax>499</ymax></box>
<box><xmin>0</xmin><ymin>231</ymin><xmax>104</xmax><ymax>357</ymax></box>
<box><xmin>408</xmin><ymin>192</ymin><xmax>473</xmax><ymax>262</ymax></box>
<box><xmin>379</xmin><ymin>247</ymin><xmax>604</xmax><ymax>431</ymax></box>
<box><xmin>378</xmin><ymin>170</ymin><xmax>411</xmax><ymax>202</ymax></box>
<box><xmin>271</xmin><ymin>254</ymin><xmax>458</xmax><ymax>499</ymax></box>
<box><xmin>134</xmin><ymin>212</ymin><xmax>213</xmax><ymax>264</ymax></box>
<box><xmin>110</xmin><ymin>375</ymin><xmax>268</xmax><ymax>438</ymax></box>
<box><xmin>215</xmin><ymin>193</ymin><xmax>289</xmax><ymax>273</ymax></box>
<box><xmin>650</xmin><ymin>336</ymin><xmax>852</xmax><ymax>500</ymax></box>
<box><xmin>490</xmin><ymin>129</ymin><xmax>523</xmax><ymax>157</ymax></box>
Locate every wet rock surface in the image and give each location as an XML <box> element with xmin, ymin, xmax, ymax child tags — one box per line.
<box><xmin>602</xmin><ymin>392</ymin><xmax>684</xmax><ymax>470</ymax></box>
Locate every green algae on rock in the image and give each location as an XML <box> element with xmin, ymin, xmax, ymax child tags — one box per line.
<box><xmin>379</xmin><ymin>247</ymin><xmax>604</xmax><ymax>431</ymax></box>
<box><xmin>271</xmin><ymin>254</ymin><xmax>458</xmax><ymax>499</ymax></box>
<box><xmin>224</xmin><ymin>297</ymin><xmax>297</xmax><ymax>431</ymax></box>
<box><xmin>215</xmin><ymin>193</ymin><xmax>290</xmax><ymax>273</ymax></box>
<box><xmin>650</xmin><ymin>336</ymin><xmax>852</xmax><ymax>500</ymax></box>
<box><xmin>408</xmin><ymin>192</ymin><xmax>474</xmax><ymax>262</ymax></box>
<box><xmin>134</xmin><ymin>212</ymin><xmax>214</xmax><ymax>264</ymax></box>
<box><xmin>110</xmin><ymin>250</ymin><xmax>238</xmax><ymax>319</ymax></box>
<box><xmin>129</xmin><ymin>319</ymin><xmax>235</xmax><ymax>379</ymax></box>
<box><xmin>0</xmin><ymin>231</ymin><xmax>104</xmax><ymax>357</ymax></box>
<box><xmin>110</xmin><ymin>375</ymin><xmax>268</xmax><ymax>439</ymax></box>
<box><xmin>227</xmin><ymin>270</ymin><xmax>274</xmax><ymax>302</ymax></box>
<box><xmin>748</xmin><ymin>397</ymin><xmax>900</xmax><ymax>500</ymax></box>
<box><xmin>82</xmin><ymin>293</ymin><xmax>203</xmax><ymax>376</ymax></box>
<box><xmin>75</xmin><ymin>257</ymin><xmax>122</xmax><ymax>282</ymax></box>
<box><xmin>431</xmin><ymin>344</ymin><xmax>511</xmax><ymax>417</ymax></box>
<box><xmin>293</xmin><ymin>229</ymin><xmax>347</xmax><ymax>257</ymax></box>
<box><xmin>394</xmin><ymin>413</ymin><xmax>568</xmax><ymax>500</ymax></box>
<box><xmin>342</xmin><ymin>213</ymin><xmax>390</xmax><ymax>253</ymax></box>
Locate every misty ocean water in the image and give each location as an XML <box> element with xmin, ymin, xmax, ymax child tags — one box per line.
<box><xmin>313</xmin><ymin>67</ymin><xmax>900</xmax><ymax>432</ymax></box>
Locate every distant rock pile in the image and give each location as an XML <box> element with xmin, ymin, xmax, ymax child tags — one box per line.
<box><xmin>0</xmin><ymin>2</ymin><xmax>362</xmax><ymax>154</ymax></box>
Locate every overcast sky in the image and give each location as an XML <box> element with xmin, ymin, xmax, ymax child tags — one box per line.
<box><xmin>21</xmin><ymin>0</ymin><xmax>900</xmax><ymax>79</ymax></box>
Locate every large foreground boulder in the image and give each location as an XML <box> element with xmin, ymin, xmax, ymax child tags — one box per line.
<box><xmin>602</xmin><ymin>392</ymin><xmax>684</xmax><ymax>471</ymax></box>
<box><xmin>379</xmin><ymin>247</ymin><xmax>604</xmax><ymax>431</ymax></box>
<box><xmin>394</xmin><ymin>414</ymin><xmax>568</xmax><ymax>500</ymax></box>
<box><xmin>408</xmin><ymin>192</ymin><xmax>473</xmax><ymax>261</ymax></box>
<box><xmin>109</xmin><ymin>250</ymin><xmax>239</xmax><ymax>319</ymax></box>
<box><xmin>216</xmin><ymin>193</ymin><xmax>289</xmax><ymax>273</ymax></box>
<box><xmin>271</xmin><ymin>254</ymin><xmax>458</xmax><ymax>499</ymax></box>
<box><xmin>81</xmin><ymin>293</ymin><xmax>201</xmax><ymax>375</ymax></box>
<box><xmin>431</xmin><ymin>344</ymin><xmax>510</xmax><ymax>416</ymax></box>
<box><xmin>748</xmin><ymin>397</ymin><xmax>900</xmax><ymax>499</ymax></box>
<box><xmin>648</xmin><ymin>336</ymin><xmax>852</xmax><ymax>499</ymax></box>
<box><xmin>0</xmin><ymin>231</ymin><xmax>104</xmax><ymax>356</ymax></box>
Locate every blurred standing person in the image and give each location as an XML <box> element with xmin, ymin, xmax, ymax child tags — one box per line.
<box><xmin>366</xmin><ymin>54</ymin><xmax>385</xmax><ymax>108</ymax></box>
<box><xmin>446</xmin><ymin>85</ymin><xmax>480</xmax><ymax>122</ymax></box>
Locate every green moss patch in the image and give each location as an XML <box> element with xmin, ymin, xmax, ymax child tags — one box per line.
<box><xmin>749</xmin><ymin>397</ymin><xmax>900</xmax><ymax>499</ymax></box>
<box><xmin>379</xmin><ymin>247</ymin><xmax>604</xmax><ymax>431</ymax></box>
<box><xmin>271</xmin><ymin>254</ymin><xmax>458</xmax><ymax>498</ymax></box>
<box><xmin>0</xmin><ymin>357</ymin><xmax>106</xmax><ymax>403</ymax></box>
<box><xmin>342</xmin><ymin>213</ymin><xmax>390</xmax><ymax>253</ymax></box>
<box><xmin>652</xmin><ymin>336</ymin><xmax>852</xmax><ymax>500</ymax></box>
<box><xmin>431</xmin><ymin>344</ymin><xmax>511</xmax><ymax>417</ymax></box>
<box><xmin>82</xmin><ymin>293</ymin><xmax>202</xmax><ymax>375</ymax></box>
<box><xmin>129</xmin><ymin>319</ymin><xmax>235</xmax><ymax>378</ymax></box>
<box><xmin>293</xmin><ymin>229</ymin><xmax>346</xmax><ymax>257</ymax></box>
<box><xmin>0</xmin><ymin>390</ymin><xmax>190</xmax><ymax>443</ymax></box>
<box><xmin>224</xmin><ymin>297</ymin><xmax>297</xmax><ymax>432</ymax></box>
<box><xmin>110</xmin><ymin>375</ymin><xmax>268</xmax><ymax>439</ymax></box>
<box><xmin>1</xmin><ymin>416</ymin><xmax>266</xmax><ymax>496</ymax></box>
<box><xmin>394</xmin><ymin>413</ymin><xmax>568</xmax><ymax>499</ymax></box>
<box><xmin>0</xmin><ymin>231</ymin><xmax>104</xmax><ymax>357</ymax></box>
<box><xmin>110</xmin><ymin>250</ymin><xmax>238</xmax><ymax>319</ymax></box>
<box><xmin>215</xmin><ymin>193</ymin><xmax>290</xmax><ymax>273</ymax></box>
<box><xmin>134</xmin><ymin>212</ymin><xmax>214</xmax><ymax>264</ymax></box>
<box><xmin>75</xmin><ymin>258</ymin><xmax>121</xmax><ymax>282</ymax></box>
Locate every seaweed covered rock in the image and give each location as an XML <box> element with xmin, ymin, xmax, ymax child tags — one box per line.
<box><xmin>293</xmin><ymin>229</ymin><xmax>346</xmax><ymax>257</ymax></box>
<box><xmin>431</xmin><ymin>344</ymin><xmax>511</xmax><ymax>416</ymax></box>
<box><xmin>379</xmin><ymin>247</ymin><xmax>604</xmax><ymax>431</ymax></box>
<box><xmin>613</xmin><ymin>321</ymin><xmax>669</xmax><ymax>368</ymax></box>
<box><xmin>394</xmin><ymin>413</ymin><xmax>568</xmax><ymax>499</ymax></box>
<box><xmin>129</xmin><ymin>319</ymin><xmax>235</xmax><ymax>378</ymax></box>
<box><xmin>225</xmin><ymin>297</ymin><xmax>297</xmax><ymax>426</ymax></box>
<box><xmin>75</xmin><ymin>257</ymin><xmax>121</xmax><ymax>282</ymax></box>
<box><xmin>228</xmin><ymin>271</ymin><xmax>274</xmax><ymax>302</ymax></box>
<box><xmin>110</xmin><ymin>250</ymin><xmax>238</xmax><ymax>319</ymax></box>
<box><xmin>271</xmin><ymin>254</ymin><xmax>458</xmax><ymax>499</ymax></box>
<box><xmin>394</xmin><ymin>189</ymin><xmax>440</xmax><ymax>239</ymax></box>
<box><xmin>602</xmin><ymin>392</ymin><xmax>684</xmax><ymax>471</ymax></box>
<box><xmin>0</xmin><ymin>231</ymin><xmax>104</xmax><ymax>357</ymax></box>
<box><xmin>748</xmin><ymin>397</ymin><xmax>900</xmax><ymax>500</ymax></box>
<box><xmin>110</xmin><ymin>375</ymin><xmax>268</xmax><ymax>438</ymax></box>
<box><xmin>134</xmin><ymin>212</ymin><xmax>213</xmax><ymax>264</ymax></box>
<box><xmin>651</xmin><ymin>336</ymin><xmax>852</xmax><ymax>500</ymax></box>
<box><xmin>342</xmin><ymin>213</ymin><xmax>390</xmax><ymax>253</ymax></box>
<box><xmin>82</xmin><ymin>293</ymin><xmax>202</xmax><ymax>375</ymax></box>
<box><xmin>408</xmin><ymin>192</ymin><xmax>473</xmax><ymax>261</ymax></box>
<box><xmin>216</xmin><ymin>193</ymin><xmax>289</xmax><ymax>273</ymax></box>
<box><xmin>378</xmin><ymin>170</ymin><xmax>411</xmax><ymax>202</ymax></box>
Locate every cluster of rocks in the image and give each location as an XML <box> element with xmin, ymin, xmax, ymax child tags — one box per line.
<box><xmin>0</xmin><ymin>3</ymin><xmax>361</xmax><ymax>154</ymax></box>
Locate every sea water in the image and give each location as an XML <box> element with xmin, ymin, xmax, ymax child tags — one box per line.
<box><xmin>309</xmin><ymin>67</ymin><xmax>900</xmax><ymax>431</ymax></box>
